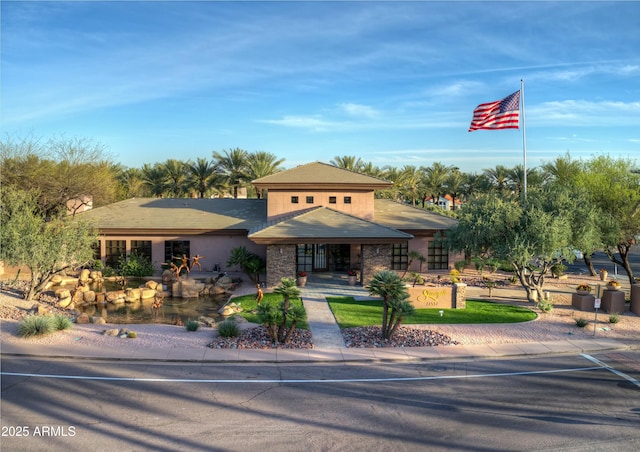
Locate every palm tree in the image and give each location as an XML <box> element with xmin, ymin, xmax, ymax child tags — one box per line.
<box><xmin>162</xmin><ymin>159</ymin><xmax>190</xmax><ymax>197</ymax></box>
<box><xmin>330</xmin><ymin>155</ymin><xmax>365</xmax><ymax>172</ymax></box>
<box><xmin>367</xmin><ymin>270</ymin><xmax>411</xmax><ymax>339</ymax></box>
<box><xmin>274</xmin><ymin>277</ymin><xmax>302</xmax><ymax>343</ymax></box>
<box><xmin>422</xmin><ymin>162</ymin><xmax>452</xmax><ymax>208</ymax></box>
<box><xmin>246</xmin><ymin>151</ymin><xmax>285</xmax><ymax>198</ymax></box>
<box><xmin>444</xmin><ymin>168</ymin><xmax>465</xmax><ymax>211</ymax></box>
<box><xmin>398</xmin><ymin>165</ymin><xmax>423</xmax><ymax>206</ymax></box>
<box><xmin>140</xmin><ymin>163</ymin><xmax>169</xmax><ymax>198</ymax></box>
<box><xmin>483</xmin><ymin>165</ymin><xmax>510</xmax><ymax>194</ymax></box>
<box><xmin>213</xmin><ymin>148</ymin><xmax>250</xmax><ymax>198</ymax></box>
<box><xmin>188</xmin><ymin>157</ymin><xmax>219</xmax><ymax>198</ymax></box>
<box><xmin>541</xmin><ymin>153</ymin><xmax>581</xmax><ymax>187</ymax></box>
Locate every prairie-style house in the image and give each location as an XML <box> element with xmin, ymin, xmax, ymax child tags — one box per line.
<box><xmin>79</xmin><ymin>162</ymin><xmax>458</xmax><ymax>286</ymax></box>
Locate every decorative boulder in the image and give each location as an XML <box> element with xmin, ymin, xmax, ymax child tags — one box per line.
<box><xmin>216</xmin><ymin>276</ymin><xmax>234</xmax><ymax>290</ymax></box>
<box><xmin>55</xmin><ymin>288</ymin><xmax>71</xmax><ymax>299</ymax></box>
<box><xmin>198</xmin><ymin>316</ymin><xmax>216</xmax><ymax>327</ymax></box>
<box><xmin>145</xmin><ymin>280</ymin><xmax>160</xmax><ymax>291</ymax></box>
<box><xmin>79</xmin><ymin>269</ymin><xmax>91</xmax><ymax>283</ymax></box>
<box><xmin>90</xmin><ymin>316</ymin><xmax>106</xmax><ymax>324</ymax></box>
<box><xmin>140</xmin><ymin>288</ymin><xmax>156</xmax><ymax>299</ymax></box>
<box><xmin>58</xmin><ymin>297</ymin><xmax>73</xmax><ymax>308</ymax></box>
<box><xmin>125</xmin><ymin>288</ymin><xmax>141</xmax><ymax>303</ymax></box>
<box><xmin>76</xmin><ymin>313</ymin><xmax>90</xmax><ymax>324</ymax></box>
<box><xmin>83</xmin><ymin>290</ymin><xmax>96</xmax><ymax>303</ymax></box>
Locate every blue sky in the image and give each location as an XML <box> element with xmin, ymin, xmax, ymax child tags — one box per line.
<box><xmin>2</xmin><ymin>0</ymin><xmax>639</xmax><ymax>173</ymax></box>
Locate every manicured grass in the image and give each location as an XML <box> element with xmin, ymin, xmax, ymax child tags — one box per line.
<box><xmin>227</xmin><ymin>293</ymin><xmax>309</xmax><ymax>329</ymax></box>
<box><xmin>327</xmin><ymin>297</ymin><xmax>536</xmax><ymax>329</ymax></box>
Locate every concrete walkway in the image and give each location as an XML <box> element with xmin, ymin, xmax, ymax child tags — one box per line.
<box><xmin>1</xmin><ymin>274</ymin><xmax>638</xmax><ymax>363</ymax></box>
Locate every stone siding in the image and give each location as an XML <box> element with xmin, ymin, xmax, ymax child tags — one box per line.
<box><xmin>266</xmin><ymin>244</ymin><xmax>296</xmax><ymax>287</ymax></box>
<box><xmin>453</xmin><ymin>283</ymin><xmax>466</xmax><ymax>309</ymax></box>
<box><xmin>361</xmin><ymin>244</ymin><xmax>392</xmax><ymax>285</ymax></box>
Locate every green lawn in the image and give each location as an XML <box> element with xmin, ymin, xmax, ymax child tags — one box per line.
<box><xmin>227</xmin><ymin>293</ymin><xmax>309</xmax><ymax>329</ymax></box>
<box><xmin>327</xmin><ymin>297</ymin><xmax>537</xmax><ymax>329</ymax></box>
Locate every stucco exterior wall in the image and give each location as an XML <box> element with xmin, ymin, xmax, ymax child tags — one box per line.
<box><xmin>97</xmin><ymin>235</ymin><xmax>265</xmax><ymax>273</ymax></box>
<box><xmin>266</xmin><ymin>190</ymin><xmax>375</xmax><ymax>221</ymax></box>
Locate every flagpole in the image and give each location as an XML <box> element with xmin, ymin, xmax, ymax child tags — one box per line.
<box><xmin>521</xmin><ymin>79</ymin><xmax>527</xmax><ymax>202</ymax></box>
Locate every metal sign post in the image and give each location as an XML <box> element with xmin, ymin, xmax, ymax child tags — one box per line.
<box><xmin>594</xmin><ymin>298</ymin><xmax>601</xmax><ymax>336</ymax></box>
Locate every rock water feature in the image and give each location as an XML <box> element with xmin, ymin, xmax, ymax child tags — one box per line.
<box><xmin>48</xmin><ymin>269</ymin><xmax>239</xmax><ymax>325</ymax></box>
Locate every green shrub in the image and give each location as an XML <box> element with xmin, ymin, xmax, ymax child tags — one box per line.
<box><xmin>486</xmin><ymin>259</ymin><xmax>500</xmax><ymax>273</ymax></box>
<box><xmin>102</xmin><ymin>266</ymin><xmax>117</xmax><ymax>277</ymax></box>
<box><xmin>18</xmin><ymin>315</ymin><xmax>54</xmax><ymax>337</ymax></box>
<box><xmin>551</xmin><ymin>264</ymin><xmax>567</xmax><ymax>278</ymax></box>
<box><xmin>185</xmin><ymin>319</ymin><xmax>200</xmax><ymax>332</ymax></box>
<box><xmin>608</xmin><ymin>313</ymin><xmax>620</xmax><ymax>324</ymax></box>
<box><xmin>118</xmin><ymin>251</ymin><xmax>155</xmax><ymax>277</ymax></box>
<box><xmin>53</xmin><ymin>315</ymin><xmax>74</xmax><ymax>331</ymax></box>
<box><xmin>217</xmin><ymin>320</ymin><xmax>240</xmax><ymax>338</ymax></box>
<box><xmin>454</xmin><ymin>260</ymin><xmax>467</xmax><ymax>272</ymax></box>
<box><xmin>537</xmin><ymin>298</ymin><xmax>553</xmax><ymax>313</ymax></box>
<box><xmin>575</xmin><ymin>318</ymin><xmax>589</xmax><ymax>328</ymax></box>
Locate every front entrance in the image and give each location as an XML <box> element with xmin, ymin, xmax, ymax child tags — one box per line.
<box><xmin>297</xmin><ymin>244</ymin><xmax>350</xmax><ymax>273</ymax></box>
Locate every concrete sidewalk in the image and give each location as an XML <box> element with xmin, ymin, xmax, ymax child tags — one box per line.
<box><xmin>1</xmin><ymin>274</ymin><xmax>638</xmax><ymax>363</ymax></box>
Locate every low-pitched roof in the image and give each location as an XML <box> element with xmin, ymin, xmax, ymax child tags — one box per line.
<box><xmin>373</xmin><ymin>199</ymin><xmax>458</xmax><ymax>232</ymax></box>
<box><xmin>252</xmin><ymin>162</ymin><xmax>392</xmax><ymax>190</ymax></box>
<box><xmin>248</xmin><ymin>206</ymin><xmax>413</xmax><ymax>244</ymax></box>
<box><xmin>75</xmin><ymin>198</ymin><xmax>266</xmax><ymax>235</ymax></box>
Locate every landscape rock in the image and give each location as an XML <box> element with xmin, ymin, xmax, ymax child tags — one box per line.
<box><xmin>76</xmin><ymin>313</ymin><xmax>90</xmax><ymax>324</ymax></box>
<box><xmin>90</xmin><ymin>316</ymin><xmax>106</xmax><ymax>324</ymax></box>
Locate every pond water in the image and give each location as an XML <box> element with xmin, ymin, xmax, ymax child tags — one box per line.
<box><xmin>66</xmin><ymin>278</ymin><xmax>230</xmax><ymax>325</ymax></box>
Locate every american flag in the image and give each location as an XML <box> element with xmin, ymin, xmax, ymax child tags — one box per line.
<box><xmin>468</xmin><ymin>90</ymin><xmax>520</xmax><ymax>131</ymax></box>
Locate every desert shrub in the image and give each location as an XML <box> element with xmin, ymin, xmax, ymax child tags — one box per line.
<box><xmin>101</xmin><ymin>265</ymin><xmax>117</xmax><ymax>277</ymax></box>
<box><xmin>53</xmin><ymin>315</ymin><xmax>73</xmax><ymax>331</ymax></box>
<box><xmin>486</xmin><ymin>259</ymin><xmax>500</xmax><ymax>273</ymax></box>
<box><xmin>217</xmin><ymin>319</ymin><xmax>240</xmax><ymax>338</ymax></box>
<box><xmin>575</xmin><ymin>318</ymin><xmax>589</xmax><ymax>328</ymax></box>
<box><xmin>450</xmin><ymin>269</ymin><xmax>461</xmax><ymax>283</ymax></box>
<box><xmin>18</xmin><ymin>315</ymin><xmax>54</xmax><ymax>337</ymax></box>
<box><xmin>537</xmin><ymin>298</ymin><xmax>553</xmax><ymax>313</ymax></box>
<box><xmin>551</xmin><ymin>264</ymin><xmax>567</xmax><ymax>278</ymax></box>
<box><xmin>608</xmin><ymin>313</ymin><xmax>620</xmax><ymax>324</ymax></box>
<box><xmin>185</xmin><ymin>319</ymin><xmax>200</xmax><ymax>332</ymax></box>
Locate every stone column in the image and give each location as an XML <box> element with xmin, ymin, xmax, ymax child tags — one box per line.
<box><xmin>453</xmin><ymin>283</ymin><xmax>466</xmax><ymax>309</ymax></box>
<box><xmin>361</xmin><ymin>244</ymin><xmax>391</xmax><ymax>285</ymax></box>
<box><xmin>630</xmin><ymin>284</ymin><xmax>640</xmax><ymax>315</ymax></box>
<box><xmin>266</xmin><ymin>244</ymin><xmax>296</xmax><ymax>287</ymax></box>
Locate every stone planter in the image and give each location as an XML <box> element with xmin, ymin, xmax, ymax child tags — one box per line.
<box><xmin>576</xmin><ymin>290</ymin><xmax>592</xmax><ymax>296</ymax></box>
<box><xmin>631</xmin><ymin>284</ymin><xmax>640</xmax><ymax>315</ymax></box>
<box><xmin>296</xmin><ymin>276</ymin><xmax>307</xmax><ymax>287</ymax></box>
<box><xmin>600</xmin><ymin>271</ymin><xmax>608</xmax><ymax>281</ymax></box>
<box><xmin>348</xmin><ymin>275</ymin><xmax>357</xmax><ymax>286</ymax></box>
<box><xmin>605</xmin><ymin>284</ymin><xmax>621</xmax><ymax>291</ymax></box>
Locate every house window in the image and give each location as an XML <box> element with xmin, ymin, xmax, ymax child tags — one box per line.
<box><xmin>296</xmin><ymin>244</ymin><xmax>313</xmax><ymax>273</ymax></box>
<box><xmin>164</xmin><ymin>240</ymin><xmax>190</xmax><ymax>264</ymax></box>
<box><xmin>105</xmin><ymin>240</ymin><xmax>126</xmax><ymax>268</ymax></box>
<box><xmin>428</xmin><ymin>240</ymin><xmax>448</xmax><ymax>270</ymax></box>
<box><xmin>131</xmin><ymin>240</ymin><xmax>152</xmax><ymax>262</ymax></box>
<box><xmin>391</xmin><ymin>242</ymin><xmax>408</xmax><ymax>270</ymax></box>
<box><xmin>329</xmin><ymin>196</ymin><xmax>337</xmax><ymax>204</ymax></box>
<box><xmin>344</xmin><ymin>196</ymin><xmax>352</xmax><ymax>204</ymax></box>
<box><xmin>306</xmin><ymin>196</ymin><xmax>314</xmax><ymax>204</ymax></box>
<box><xmin>291</xmin><ymin>196</ymin><xmax>299</xmax><ymax>204</ymax></box>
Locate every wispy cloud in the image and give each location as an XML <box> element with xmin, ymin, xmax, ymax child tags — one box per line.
<box><xmin>530</xmin><ymin>100</ymin><xmax>640</xmax><ymax>126</ymax></box>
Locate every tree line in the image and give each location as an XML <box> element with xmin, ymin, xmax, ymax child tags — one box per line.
<box><xmin>1</xmin><ymin>135</ymin><xmax>638</xmax><ymax>300</ymax></box>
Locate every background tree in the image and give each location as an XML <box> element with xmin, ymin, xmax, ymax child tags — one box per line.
<box><xmin>446</xmin><ymin>191</ymin><xmax>585</xmax><ymax>302</ymax></box>
<box><xmin>0</xmin><ymin>135</ymin><xmax>118</xmax><ymax>217</ymax></box>
<box><xmin>330</xmin><ymin>155</ymin><xmax>365</xmax><ymax>172</ymax></box>
<box><xmin>0</xmin><ymin>186</ymin><xmax>97</xmax><ymax>301</ymax></box>
<box><xmin>444</xmin><ymin>168</ymin><xmax>465</xmax><ymax>211</ymax></box>
<box><xmin>140</xmin><ymin>163</ymin><xmax>169</xmax><ymax>198</ymax></box>
<box><xmin>422</xmin><ymin>162</ymin><xmax>451</xmax><ymax>208</ymax></box>
<box><xmin>162</xmin><ymin>159</ymin><xmax>191</xmax><ymax>197</ymax></box>
<box><xmin>246</xmin><ymin>151</ymin><xmax>285</xmax><ymax>198</ymax></box>
<box><xmin>367</xmin><ymin>270</ymin><xmax>413</xmax><ymax>340</ymax></box>
<box><xmin>188</xmin><ymin>157</ymin><xmax>220</xmax><ymax>198</ymax></box>
<box><xmin>576</xmin><ymin>156</ymin><xmax>640</xmax><ymax>284</ymax></box>
<box><xmin>213</xmin><ymin>148</ymin><xmax>250</xmax><ymax>198</ymax></box>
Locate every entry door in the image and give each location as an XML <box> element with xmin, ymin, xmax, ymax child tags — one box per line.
<box><xmin>313</xmin><ymin>244</ymin><xmax>328</xmax><ymax>271</ymax></box>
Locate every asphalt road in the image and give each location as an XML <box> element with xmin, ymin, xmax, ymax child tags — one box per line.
<box><xmin>565</xmin><ymin>246</ymin><xmax>640</xmax><ymax>277</ymax></box>
<box><xmin>2</xmin><ymin>353</ymin><xmax>639</xmax><ymax>451</ymax></box>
